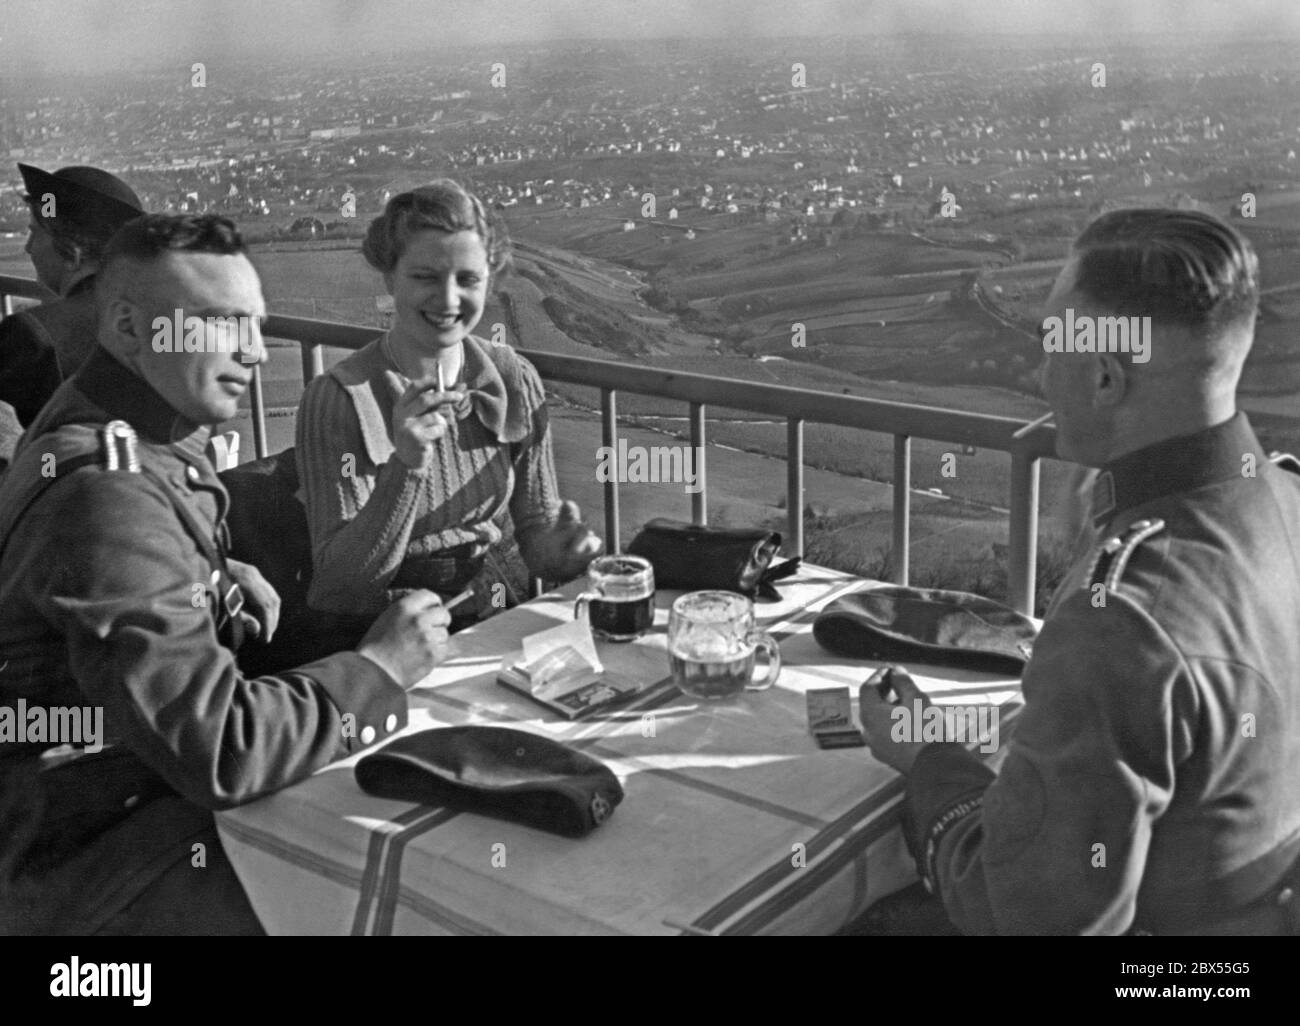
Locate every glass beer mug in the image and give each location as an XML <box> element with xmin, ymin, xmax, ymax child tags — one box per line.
<box><xmin>574</xmin><ymin>555</ymin><xmax>656</xmax><ymax>642</ymax></box>
<box><xmin>668</xmin><ymin>591</ymin><xmax>781</xmax><ymax>700</ymax></box>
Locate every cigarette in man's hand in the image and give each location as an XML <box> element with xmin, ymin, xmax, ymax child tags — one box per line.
<box><xmin>443</xmin><ymin>588</ymin><xmax>475</xmax><ymax>612</ymax></box>
<box><xmin>436</xmin><ymin>363</ymin><xmax>446</xmax><ymax>394</ymax></box>
<box><xmin>1011</xmin><ymin>411</ymin><xmax>1055</xmax><ymax>439</ymax></box>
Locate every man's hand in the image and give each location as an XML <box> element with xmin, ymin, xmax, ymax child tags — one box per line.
<box><xmin>356</xmin><ymin>590</ymin><xmax>451</xmax><ymax>689</ymax></box>
<box><xmin>521</xmin><ymin>500</ymin><xmax>603</xmax><ymax>581</ymax></box>
<box><xmin>227</xmin><ymin>558</ymin><xmax>281</xmax><ymax>643</ymax></box>
<box><xmin>859</xmin><ymin>665</ymin><xmax>931</xmax><ymax>776</ymax></box>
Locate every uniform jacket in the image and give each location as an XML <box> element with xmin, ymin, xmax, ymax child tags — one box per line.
<box><xmin>905</xmin><ymin>413</ymin><xmax>1300</xmax><ymax>934</ymax></box>
<box><xmin>0</xmin><ymin>347</ymin><xmax>408</xmax><ymax>934</ymax></box>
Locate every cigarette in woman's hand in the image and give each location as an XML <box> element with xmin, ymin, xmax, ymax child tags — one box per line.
<box><xmin>1011</xmin><ymin>411</ymin><xmax>1055</xmax><ymax>439</ymax></box>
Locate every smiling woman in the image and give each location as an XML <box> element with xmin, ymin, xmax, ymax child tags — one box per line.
<box><xmin>294</xmin><ymin>181</ymin><xmax>603</xmax><ymax>626</ymax></box>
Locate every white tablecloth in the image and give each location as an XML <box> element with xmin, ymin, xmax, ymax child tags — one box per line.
<box><xmin>216</xmin><ymin>564</ymin><xmax>1024</xmax><ymax>935</ymax></box>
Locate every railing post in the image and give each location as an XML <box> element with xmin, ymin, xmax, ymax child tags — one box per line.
<box><xmin>250</xmin><ymin>364</ymin><xmax>269</xmax><ymax>460</ymax></box>
<box><xmin>786</xmin><ymin>418</ymin><xmax>804</xmax><ymax>557</ymax></box>
<box><xmin>688</xmin><ymin>401</ymin><xmax>706</xmax><ymax>525</ymax></box>
<box><xmin>301</xmin><ymin>342</ymin><xmax>324</xmax><ymax>384</ymax></box>
<box><xmin>601</xmin><ymin>388</ymin><xmax>620</xmax><ymax>553</ymax></box>
<box><xmin>1008</xmin><ymin>452</ymin><xmax>1040</xmax><ymax>616</ymax></box>
<box><xmin>892</xmin><ymin>434</ymin><xmax>911</xmax><ymax>586</ymax></box>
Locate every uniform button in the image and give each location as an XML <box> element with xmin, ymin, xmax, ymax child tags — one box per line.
<box><xmin>360</xmin><ymin>725</ymin><xmax>376</xmax><ymax>745</ymax></box>
<box><xmin>123</xmin><ymin>795</ymin><xmax>140</xmax><ymax>809</ymax></box>
<box><xmin>186</xmin><ymin>464</ymin><xmax>201</xmax><ymax>482</ymax></box>
<box><xmin>384</xmin><ymin>714</ymin><xmax>398</xmax><ymax>733</ymax></box>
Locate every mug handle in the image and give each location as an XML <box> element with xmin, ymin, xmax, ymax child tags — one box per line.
<box><xmin>574</xmin><ymin>590</ymin><xmax>600</xmax><ymax>621</ymax></box>
<box><xmin>744</xmin><ymin>631</ymin><xmax>781</xmax><ymax>691</ymax></box>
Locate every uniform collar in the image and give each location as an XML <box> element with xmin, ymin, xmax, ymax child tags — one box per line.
<box><xmin>71</xmin><ymin>347</ymin><xmax>210</xmax><ymax>459</ymax></box>
<box><xmin>1090</xmin><ymin>412</ymin><xmax>1264</xmax><ymax>527</ymax></box>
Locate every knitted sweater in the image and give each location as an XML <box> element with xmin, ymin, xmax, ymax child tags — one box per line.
<box><xmin>296</xmin><ymin>332</ymin><xmax>562</xmax><ymax>615</ymax></box>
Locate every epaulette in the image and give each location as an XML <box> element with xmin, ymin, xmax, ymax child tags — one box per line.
<box><xmin>1270</xmin><ymin>451</ymin><xmax>1300</xmax><ymax>476</ymax></box>
<box><xmin>101</xmin><ymin>420</ymin><xmax>140</xmax><ymax>472</ymax></box>
<box><xmin>1087</xmin><ymin>517</ymin><xmax>1166</xmax><ymax>591</ymax></box>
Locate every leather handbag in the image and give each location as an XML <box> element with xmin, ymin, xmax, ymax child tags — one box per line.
<box><xmin>626</xmin><ymin>518</ymin><xmax>795</xmax><ymax>599</ymax></box>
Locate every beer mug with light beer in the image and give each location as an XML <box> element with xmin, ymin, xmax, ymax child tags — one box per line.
<box><xmin>668</xmin><ymin>590</ymin><xmax>781</xmax><ymax>700</ymax></box>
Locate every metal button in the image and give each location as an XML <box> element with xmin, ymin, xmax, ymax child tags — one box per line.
<box><xmin>123</xmin><ymin>795</ymin><xmax>140</xmax><ymax>809</ymax></box>
<box><xmin>186</xmin><ymin>464</ymin><xmax>201</xmax><ymax>482</ymax></box>
<box><xmin>384</xmin><ymin>714</ymin><xmax>398</xmax><ymax>733</ymax></box>
<box><xmin>360</xmin><ymin>725</ymin><xmax>376</xmax><ymax>745</ymax></box>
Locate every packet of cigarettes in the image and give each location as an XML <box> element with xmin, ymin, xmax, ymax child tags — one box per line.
<box><xmin>806</xmin><ymin>686</ymin><xmax>865</xmax><ymax>749</ymax></box>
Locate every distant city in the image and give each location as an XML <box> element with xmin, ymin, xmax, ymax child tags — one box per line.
<box><xmin>2</xmin><ymin>34</ymin><xmax>1297</xmax><ymax>607</ymax></box>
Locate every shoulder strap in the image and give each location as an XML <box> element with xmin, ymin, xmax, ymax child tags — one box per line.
<box><xmin>1086</xmin><ymin>517</ymin><xmax>1167</xmax><ymax>592</ymax></box>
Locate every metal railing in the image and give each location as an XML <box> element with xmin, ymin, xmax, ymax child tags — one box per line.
<box><xmin>1</xmin><ymin>273</ymin><xmax>1058</xmax><ymax>613</ymax></box>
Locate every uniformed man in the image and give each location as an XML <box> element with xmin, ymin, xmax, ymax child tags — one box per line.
<box><xmin>860</xmin><ymin>208</ymin><xmax>1300</xmax><ymax>935</ymax></box>
<box><xmin>0</xmin><ymin>213</ymin><xmax>451</xmax><ymax>935</ymax></box>
<box><xmin>0</xmin><ymin>163</ymin><xmax>145</xmax><ymax>467</ymax></box>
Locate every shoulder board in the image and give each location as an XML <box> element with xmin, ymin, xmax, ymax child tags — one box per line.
<box><xmin>101</xmin><ymin>420</ymin><xmax>141</xmax><ymax>473</ymax></box>
<box><xmin>1270</xmin><ymin>451</ymin><xmax>1300</xmax><ymax>476</ymax></box>
<box><xmin>1087</xmin><ymin>517</ymin><xmax>1166</xmax><ymax>592</ymax></box>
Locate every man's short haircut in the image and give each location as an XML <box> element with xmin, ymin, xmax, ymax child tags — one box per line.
<box><xmin>1072</xmin><ymin>208</ymin><xmax>1259</xmax><ymax>338</ymax></box>
<box><xmin>101</xmin><ymin>212</ymin><xmax>246</xmax><ymax>268</ymax></box>
<box><xmin>362</xmin><ymin>180</ymin><xmax>509</xmax><ymax>276</ymax></box>
<box><xmin>95</xmin><ymin>214</ymin><xmax>248</xmax><ymax>319</ymax></box>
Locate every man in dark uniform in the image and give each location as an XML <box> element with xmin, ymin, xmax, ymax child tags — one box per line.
<box><xmin>0</xmin><ymin>163</ymin><xmax>145</xmax><ymax>467</ymax></box>
<box><xmin>0</xmin><ymin>213</ymin><xmax>451</xmax><ymax>934</ymax></box>
<box><xmin>860</xmin><ymin>208</ymin><xmax>1300</xmax><ymax>935</ymax></box>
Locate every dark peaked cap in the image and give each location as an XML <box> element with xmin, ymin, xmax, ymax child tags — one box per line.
<box><xmin>19</xmin><ymin>162</ymin><xmax>143</xmax><ymax>238</ymax></box>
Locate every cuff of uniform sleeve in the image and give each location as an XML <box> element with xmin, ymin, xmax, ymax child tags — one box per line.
<box><xmin>294</xmin><ymin>650</ymin><xmax>409</xmax><ymax>755</ymax></box>
<box><xmin>904</xmin><ymin>743</ymin><xmax>995</xmax><ymax>891</ymax></box>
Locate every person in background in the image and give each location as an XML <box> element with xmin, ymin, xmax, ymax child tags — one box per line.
<box><xmin>859</xmin><ymin>208</ymin><xmax>1300</xmax><ymax>935</ymax></box>
<box><xmin>0</xmin><ymin>214</ymin><xmax>449</xmax><ymax>934</ymax></box>
<box><xmin>295</xmin><ymin>180</ymin><xmax>601</xmax><ymax>627</ymax></box>
<box><xmin>0</xmin><ymin>163</ymin><xmax>145</xmax><ymax>466</ymax></box>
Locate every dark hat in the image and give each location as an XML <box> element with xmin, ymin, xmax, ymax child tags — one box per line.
<box><xmin>18</xmin><ymin>162</ymin><xmax>143</xmax><ymax>239</ymax></box>
<box><xmin>812</xmin><ymin>585</ymin><xmax>1039</xmax><ymax>675</ymax></box>
<box><xmin>355</xmin><ymin>725</ymin><xmax>624</xmax><ymax>838</ymax></box>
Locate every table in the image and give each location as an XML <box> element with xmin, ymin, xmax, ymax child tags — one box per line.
<box><xmin>215</xmin><ymin>564</ymin><xmax>1026</xmax><ymax>935</ymax></box>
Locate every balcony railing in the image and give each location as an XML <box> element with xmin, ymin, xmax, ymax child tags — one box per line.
<box><xmin>1</xmin><ymin>273</ymin><xmax>1058</xmax><ymax>613</ymax></box>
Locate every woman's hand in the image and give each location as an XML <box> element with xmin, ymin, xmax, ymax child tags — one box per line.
<box><xmin>522</xmin><ymin>500</ymin><xmax>603</xmax><ymax>582</ymax></box>
<box><xmin>391</xmin><ymin>375</ymin><xmax>464</xmax><ymax>469</ymax></box>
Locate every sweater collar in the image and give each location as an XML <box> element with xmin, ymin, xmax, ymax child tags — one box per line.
<box><xmin>333</xmin><ymin>333</ymin><xmax>530</xmax><ymax>467</ymax></box>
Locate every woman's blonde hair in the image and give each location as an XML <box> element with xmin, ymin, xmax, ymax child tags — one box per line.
<box><xmin>362</xmin><ymin>179</ymin><xmax>510</xmax><ymax>276</ymax></box>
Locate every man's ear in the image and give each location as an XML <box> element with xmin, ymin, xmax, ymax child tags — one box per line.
<box><xmin>104</xmin><ymin>297</ymin><xmax>145</xmax><ymax>357</ymax></box>
<box><xmin>1093</xmin><ymin>352</ymin><xmax>1128</xmax><ymax>409</ymax></box>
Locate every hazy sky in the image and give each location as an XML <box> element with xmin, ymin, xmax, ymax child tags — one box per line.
<box><xmin>2</xmin><ymin>0</ymin><xmax>1297</xmax><ymax>74</ymax></box>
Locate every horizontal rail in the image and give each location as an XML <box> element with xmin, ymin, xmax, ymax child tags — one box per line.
<box><xmin>2</xmin><ymin>273</ymin><xmax>1057</xmax><ymax>612</ymax></box>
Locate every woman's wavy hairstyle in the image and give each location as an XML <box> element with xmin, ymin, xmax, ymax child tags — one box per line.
<box><xmin>362</xmin><ymin>180</ymin><xmax>510</xmax><ymax>277</ymax></box>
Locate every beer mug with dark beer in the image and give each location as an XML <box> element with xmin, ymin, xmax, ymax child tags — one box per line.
<box><xmin>574</xmin><ymin>555</ymin><xmax>656</xmax><ymax>642</ymax></box>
